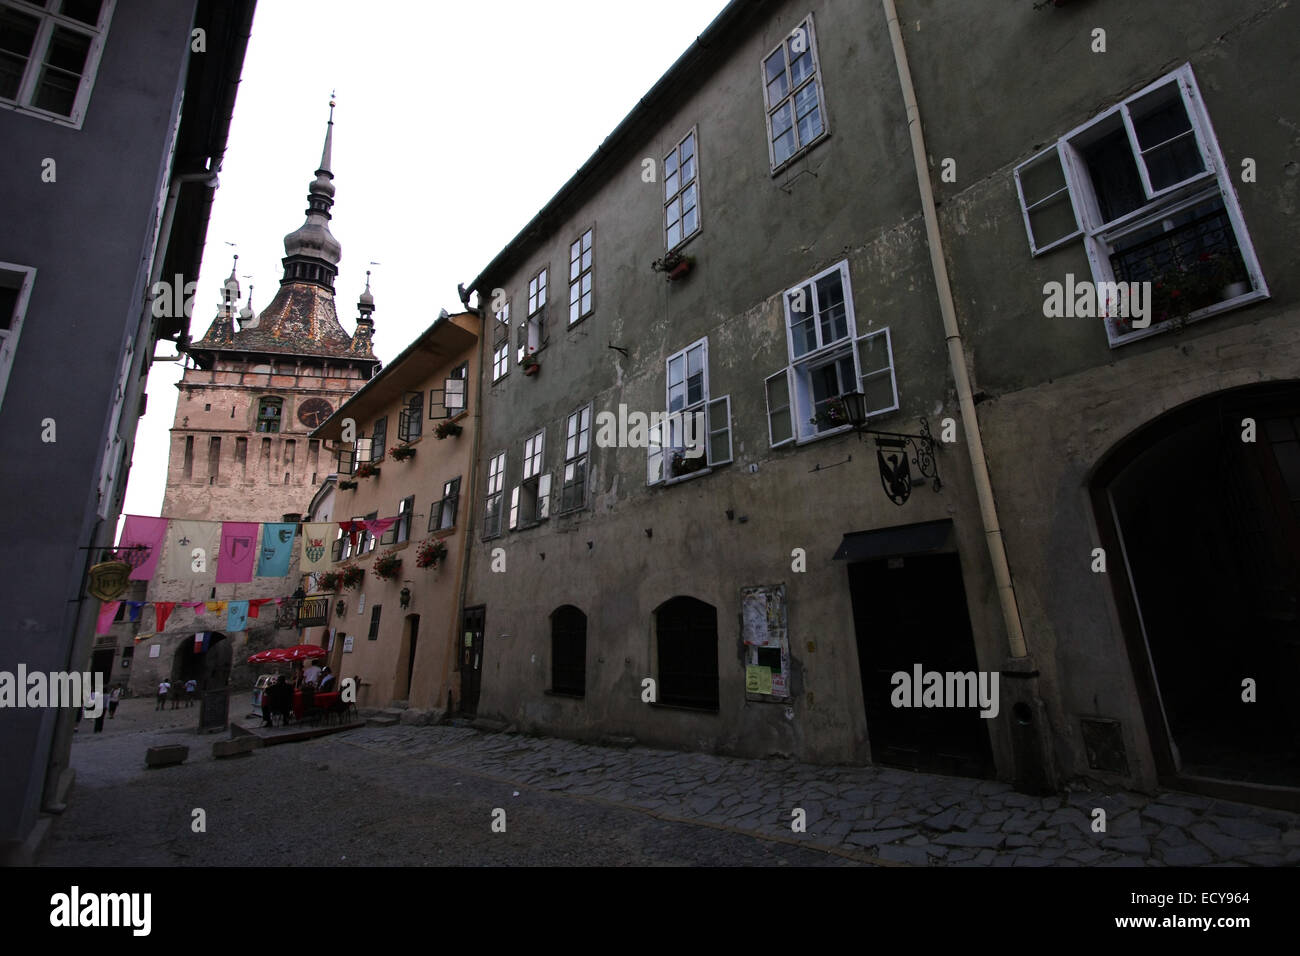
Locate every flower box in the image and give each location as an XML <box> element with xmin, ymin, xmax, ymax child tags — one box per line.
<box><xmin>355</xmin><ymin>462</ymin><xmax>381</xmax><ymax>479</ymax></box>
<box><xmin>434</xmin><ymin>421</ymin><xmax>463</xmax><ymax>439</ymax></box>
<box><xmin>415</xmin><ymin>538</ymin><xmax>448</xmax><ymax>569</ymax></box>
<box><xmin>670</xmin><ymin>451</ymin><xmax>707</xmax><ymax>478</ymax></box>
<box><xmin>652</xmin><ymin>251</ymin><xmax>694</xmax><ymax>281</ymax></box>
<box><xmin>811</xmin><ymin>397</ymin><xmax>849</xmax><ymax>430</ymax></box>
<box><xmin>522</xmin><ymin>362</ymin><xmax>540</xmax><ymax>376</ymax></box>
<box><xmin>317</xmin><ymin>571</ymin><xmax>341</xmax><ymax>592</ymax></box>
<box><xmin>391</xmin><ymin>445</ymin><xmax>416</xmax><ymax>461</ymax></box>
<box><xmin>372</xmin><ymin>550</ymin><xmax>403</xmax><ymax>581</ymax></box>
<box><xmin>338</xmin><ymin>479</ymin><xmax>358</xmax><ymax>491</ymax></box>
<box><xmin>340</xmin><ymin>564</ymin><xmax>365</xmax><ymax>590</ymax></box>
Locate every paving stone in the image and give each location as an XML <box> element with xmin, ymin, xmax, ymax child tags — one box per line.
<box><xmin>953</xmin><ymin>810</ymin><xmax>978</xmax><ymax>829</ymax></box>
<box><xmin>946</xmin><ymin>849</ymin><xmax>974</xmax><ymax>863</ymax></box>
<box><xmin>1002</xmin><ymin>811</ymin><xmax>1044</xmax><ymax>835</ymax></box>
<box><xmin>845</xmin><ymin>827</ymin><xmax>916</xmax><ymax>847</ymax></box>
<box><xmin>1189</xmin><ymin>823</ymin><xmax>1250</xmax><ymax>859</ymax></box>
<box><xmin>1205</xmin><ymin>800</ymin><xmax>1253</xmax><ymax>819</ymax></box>
<box><xmin>936</xmin><ymin>792</ymin><xmax>965</xmax><ymax>809</ymax></box>
<box><xmin>927</xmin><ymin>845</ymin><xmax>948</xmax><ymax>859</ymax></box>
<box><xmin>876</xmin><ymin>843</ymin><xmax>928</xmax><ymax>865</ymax></box>
<box><xmin>1067</xmin><ymin>848</ymin><xmax>1107</xmax><ymax>863</ymax></box>
<box><xmin>924</xmin><ymin>808</ymin><xmax>958</xmax><ymax>830</ymax></box>
<box><xmin>971</xmin><ymin>849</ymin><xmax>996</xmax><ymax>865</ymax></box>
<box><xmin>1213</xmin><ymin>817</ymin><xmax>1281</xmax><ymax>842</ymax></box>
<box><xmin>977</xmin><ymin>810</ymin><xmax>1010</xmax><ymax>828</ymax></box>
<box><xmin>935</xmin><ymin>831</ymin><xmax>1005</xmax><ymax>848</ymax></box>
<box><xmin>1284</xmin><ymin>848</ymin><xmax>1300</xmax><ymax>864</ymax></box>
<box><xmin>992</xmin><ymin>855</ymin><xmax>1018</xmax><ymax>867</ymax></box>
<box><xmin>1098</xmin><ymin>855</ymin><xmax>1147</xmax><ymax>867</ymax></box>
<box><xmin>688</xmin><ymin>795</ymin><xmax>720</xmax><ymax>816</ymax></box>
<box><xmin>144</xmin><ymin>745</ymin><xmax>188</xmax><ymax>768</ymax></box>
<box><xmin>1005</xmin><ymin>834</ymin><xmax>1038</xmax><ymax>848</ymax></box>
<box><xmin>903</xmin><ymin>833</ymin><xmax>929</xmax><ymax>847</ymax></box>
<box><xmin>1282</xmin><ymin>829</ymin><xmax>1300</xmax><ymax>846</ymax></box>
<box><xmin>1012</xmin><ymin>855</ymin><xmax>1054</xmax><ymax>867</ymax></box>
<box><xmin>1110</xmin><ymin>809</ymin><xmax>1141</xmax><ymax>833</ymax></box>
<box><xmin>1142</xmin><ymin>804</ymin><xmax>1196</xmax><ymax>828</ymax></box>
<box><xmin>1101</xmin><ymin>835</ymin><xmax>1150</xmax><ymax>854</ymax></box>
<box><xmin>976</xmin><ymin>781</ymin><xmax>1008</xmax><ymax>795</ymax></box>
<box><xmin>1047</xmin><ymin>807</ymin><xmax>1091</xmax><ymax>836</ymax></box>
<box><xmin>1001</xmin><ymin>792</ymin><xmax>1039</xmax><ymax>809</ymax></box>
<box><xmin>1242</xmin><ymin>853</ymin><xmax>1285</xmax><ymax>865</ymax></box>
<box><xmin>873</xmin><ymin>815</ymin><xmax>910</xmax><ymax>829</ymax></box>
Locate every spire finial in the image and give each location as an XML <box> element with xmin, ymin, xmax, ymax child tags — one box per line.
<box><xmin>319</xmin><ymin>93</ymin><xmax>335</xmax><ymax>172</ymax></box>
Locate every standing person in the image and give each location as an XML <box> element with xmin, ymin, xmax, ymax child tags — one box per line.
<box><xmin>170</xmin><ymin>680</ymin><xmax>182</xmax><ymax>709</ymax></box>
<box><xmin>185</xmin><ymin>678</ymin><xmax>197</xmax><ymax>707</ymax></box>
<box><xmin>87</xmin><ymin>690</ymin><xmax>105</xmax><ymax>733</ymax></box>
<box><xmin>302</xmin><ymin>660</ymin><xmax>321</xmax><ymax>687</ymax></box>
<box><xmin>156</xmin><ymin>679</ymin><xmax>170</xmax><ymax>711</ymax></box>
<box><xmin>108</xmin><ymin>685</ymin><xmax>122</xmax><ymax>719</ymax></box>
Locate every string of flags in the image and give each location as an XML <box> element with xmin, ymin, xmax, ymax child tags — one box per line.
<box><xmin>114</xmin><ymin>513</ymin><xmax>403</xmax><ymax>583</ymax></box>
<box><xmin>95</xmin><ymin>596</ymin><xmax>281</xmax><ymax>637</ymax></box>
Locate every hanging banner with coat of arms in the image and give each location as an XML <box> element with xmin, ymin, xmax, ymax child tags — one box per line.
<box><xmin>216</xmin><ymin>522</ymin><xmax>259</xmax><ymax>583</ymax></box>
<box><xmin>300</xmin><ymin>522</ymin><xmax>334</xmax><ymax>573</ymax></box>
<box><xmin>256</xmin><ymin>523</ymin><xmax>296</xmax><ymax>577</ymax></box>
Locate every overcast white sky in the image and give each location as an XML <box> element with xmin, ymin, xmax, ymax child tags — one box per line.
<box><xmin>123</xmin><ymin>0</ymin><xmax>730</xmax><ymax>521</ymax></box>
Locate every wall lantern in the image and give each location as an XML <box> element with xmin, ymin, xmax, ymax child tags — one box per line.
<box><xmin>335</xmin><ymin>599</ymin><xmax>347</xmax><ymax>618</ymax></box>
<box><xmin>838</xmin><ymin>391</ymin><xmax>941</xmax><ymax>506</ymax></box>
<box><xmin>400</xmin><ymin>583</ymin><xmax>412</xmax><ymax>609</ymax></box>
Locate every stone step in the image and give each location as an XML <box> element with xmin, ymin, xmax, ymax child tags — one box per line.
<box><xmin>387</xmin><ymin>699</ymin><xmax>410</xmax><ymax>710</ymax></box>
<box><xmin>367</xmin><ymin>714</ymin><xmax>399</xmax><ymax>727</ymax></box>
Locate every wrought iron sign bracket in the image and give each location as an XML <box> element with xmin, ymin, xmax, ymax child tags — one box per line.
<box><xmin>854</xmin><ymin>417</ymin><xmax>941</xmax><ymax>506</ymax></box>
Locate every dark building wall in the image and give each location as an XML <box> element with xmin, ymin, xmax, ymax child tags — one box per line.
<box><xmin>0</xmin><ymin>0</ymin><xmax>197</xmax><ymax>849</ymax></box>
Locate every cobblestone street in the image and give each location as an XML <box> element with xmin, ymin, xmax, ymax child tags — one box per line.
<box><xmin>38</xmin><ymin>697</ymin><xmax>1300</xmax><ymax>866</ymax></box>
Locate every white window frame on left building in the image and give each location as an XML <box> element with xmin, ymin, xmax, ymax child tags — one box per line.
<box><xmin>0</xmin><ymin>0</ymin><xmax>116</xmax><ymax>128</ymax></box>
<box><xmin>0</xmin><ymin>262</ymin><xmax>35</xmax><ymax>411</ymax></box>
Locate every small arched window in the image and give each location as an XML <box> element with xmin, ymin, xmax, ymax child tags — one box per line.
<box><xmin>551</xmin><ymin>605</ymin><xmax>587</xmax><ymax>697</ymax></box>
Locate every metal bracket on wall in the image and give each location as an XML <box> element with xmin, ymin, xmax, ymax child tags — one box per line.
<box><xmin>808</xmin><ymin>454</ymin><xmax>852</xmax><ymax>473</ymax></box>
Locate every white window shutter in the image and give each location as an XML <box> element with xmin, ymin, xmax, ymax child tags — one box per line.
<box><xmin>1013</xmin><ymin>145</ymin><xmax>1081</xmax><ymax>255</ymax></box>
<box><xmin>536</xmin><ymin>473</ymin><xmax>552</xmax><ymax>520</ymax></box>
<box><xmin>765</xmin><ymin>369</ymin><xmax>794</xmax><ymax>448</ymax></box>
<box><xmin>336</xmin><ymin>445</ymin><xmax>354</xmax><ymax>475</ymax></box>
<box><xmin>647</xmin><ymin>420</ymin><xmax>664</xmax><ymax>485</ymax></box>
<box><xmin>445</xmin><ymin>377</ymin><xmax>466</xmax><ymax>413</ymax></box>
<box><xmin>706</xmin><ymin>395</ymin><xmax>732</xmax><ymax>466</ymax></box>
<box><xmin>356</xmin><ymin>437</ymin><xmax>373</xmax><ymax>464</ymax></box>
<box><xmin>508</xmin><ymin>486</ymin><xmax>520</xmax><ymax>530</ymax></box>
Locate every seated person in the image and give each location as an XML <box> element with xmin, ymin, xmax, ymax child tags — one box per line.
<box><xmin>318</xmin><ymin>667</ymin><xmax>336</xmax><ymax>692</ymax></box>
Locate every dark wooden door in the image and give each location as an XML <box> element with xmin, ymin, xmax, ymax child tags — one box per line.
<box><xmin>849</xmin><ymin>553</ymin><xmax>994</xmax><ymax>778</ymax></box>
<box><xmin>459</xmin><ymin>606</ymin><xmax>485</xmax><ymax>716</ymax></box>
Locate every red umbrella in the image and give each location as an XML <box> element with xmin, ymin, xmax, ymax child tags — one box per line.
<box><xmin>246</xmin><ymin>647</ymin><xmax>293</xmax><ymax>663</ymax></box>
<box><xmin>283</xmin><ymin>644</ymin><xmax>328</xmax><ymax>661</ymax></box>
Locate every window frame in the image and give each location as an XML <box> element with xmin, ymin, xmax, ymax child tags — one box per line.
<box><xmin>482</xmin><ymin>451</ymin><xmax>506</xmax><ymax>539</ymax></box>
<box><xmin>647</xmin><ymin>337</ymin><xmax>733</xmax><ymax>487</ymax></box>
<box><xmin>0</xmin><ymin>262</ymin><xmax>36</xmax><ymax>412</ymax></box>
<box><xmin>397</xmin><ymin>392</ymin><xmax>423</xmax><ymax>442</ymax></box>
<box><xmin>370</xmin><ymin>416</ymin><xmax>386</xmax><ymax>460</ymax></box>
<box><xmin>430</xmin><ymin>476</ymin><xmax>461</xmax><ymax>532</ymax></box>
<box><xmin>492</xmin><ymin>301</ymin><xmax>511</xmax><ymax>382</ymax></box>
<box><xmin>521</xmin><ymin>266</ymin><xmax>547</xmax><ymax>363</ymax></box>
<box><xmin>664</xmin><ymin>126</ymin><xmax>701</xmax><ymax>252</ymax></box>
<box><xmin>760</xmin><ymin>13</ymin><xmax>830</xmax><ymax>175</ymax></box>
<box><xmin>1015</xmin><ymin>64</ymin><xmax>1269</xmax><ymax>347</ymax></box>
<box><xmin>567</xmin><ymin>227</ymin><xmax>594</xmax><ymax>326</ymax></box>
<box><xmin>558</xmin><ymin>403</ymin><xmax>592</xmax><ymax>514</ymax></box>
<box><xmin>0</xmin><ymin>0</ymin><xmax>115</xmax><ymax>129</ymax></box>
<box><xmin>255</xmin><ymin>397</ymin><xmax>283</xmax><ymax>433</ymax></box>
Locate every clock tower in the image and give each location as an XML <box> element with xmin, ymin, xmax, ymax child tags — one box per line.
<box><xmin>161</xmin><ymin>106</ymin><xmax>381</xmax><ymax>523</ymax></box>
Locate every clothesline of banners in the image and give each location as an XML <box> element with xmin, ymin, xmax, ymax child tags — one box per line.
<box><xmin>113</xmin><ymin>513</ymin><xmax>404</xmax><ymax>584</ymax></box>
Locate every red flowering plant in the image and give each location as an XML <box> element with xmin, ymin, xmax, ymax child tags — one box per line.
<box><xmin>372</xmin><ymin>549</ymin><xmax>403</xmax><ymax>581</ymax></box>
<box><xmin>415</xmin><ymin>538</ymin><xmax>448</xmax><ymax>569</ymax></box>
<box><xmin>339</xmin><ymin>564</ymin><xmax>365</xmax><ymax>590</ymax></box>
<box><xmin>317</xmin><ymin>570</ymin><xmax>341</xmax><ymax>592</ymax></box>
<box><xmin>355</xmin><ymin>461</ymin><xmax>381</xmax><ymax>479</ymax></box>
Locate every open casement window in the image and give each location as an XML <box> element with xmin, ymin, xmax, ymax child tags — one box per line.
<box><xmin>370</xmin><ymin>418</ymin><xmax>386</xmax><ymax>460</ymax></box>
<box><xmin>1018</xmin><ymin>65</ymin><xmax>1267</xmax><ymax>346</ymax></box>
<box><xmin>337</xmin><ymin>437</ymin><xmax>371</xmax><ymax>475</ymax></box>
<box><xmin>428</xmin><ymin>364</ymin><xmax>467</xmax><ymax>420</ymax></box>
<box><xmin>1014</xmin><ymin>145</ymin><xmax>1082</xmax><ymax>255</ymax></box>
<box><xmin>492</xmin><ymin>303</ymin><xmax>511</xmax><ymax>381</ymax></box>
<box><xmin>359</xmin><ymin>511</ymin><xmax>378</xmax><ymax>554</ymax></box>
<box><xmin>856</xmin><ymin>328</ymin><xmax>899</xmax><ymax>418</ymax></box>
<box><xmin>430</xmin><ymin>476</ymin><xmax>460</xmax><ymax>532</ymax></box>
<box><xmin>331</xmin><ymin>533</ymin><xmax>344</xmax><ymax>562</ymax></box>
<box><xmin>559</xmin><ymin>404</ymin><xmax>591</xmax><ymax>513</ymax></box>
<box><xmin>256</xmin><ymin>397</ymin><xmax>283</xmax><ymax>433</ymax></box>
<box><xmin>397</xmin><ymin>392</ymin><xmax>423</xmax><ymax>442</ymax></box>
<box><xmin>520</xmin><ymin>267</ymin><xmax>547</xmax><ymax>363</ymax></box>
<box><xmin>761</xmin><ymin>15</ymin><xmax>827</xmax><ymax>173</ymax></box>
<box><xmin>383</xmin><ymin>496</ymin><xmax>413</xmax><ymax>545</ymax></box>
<box><xmin>510</xmin><ymin>428</ymin><xmax>551</xmax><ymax>529</ymax></box>
<box><xmin>0</xmin><ymin>263</ymin><xmax>35</xmax><ymax>411</ymax></box>
<box><xmin>765</xmin><ymin>369</ymin><xmax>794</xmax><ymax>449</ymax></box>
<box><xmin>483</xmin><ymin>452</ymin><xmax>506</xmax><ymax>538</ymax></box>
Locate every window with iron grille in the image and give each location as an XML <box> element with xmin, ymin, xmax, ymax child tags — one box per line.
<box><xmin>483</xmin><ymin>452</ymin><xmax>506</xmax><ymax>538</ymax></box>
<box><xmin>664</xmin><ymin>128</ymin><xmax>699</xmax><ymax>251</ymax></box>
<box><xmin>371</xmin><ymin>416</ymin><xmax>387</xmax><ymax>460</ymax></box>
<box><xmin>398</xmin><ymin>393</ymin><xmax>422</xmax><ymax>441</ymax></box>
<box><xmin>430</xmin><ymin>476</ymin><xmax>460</xmax><ymax>531</ymax></box>
<box><xmin>367</xmin><ymin>605</ymin><xmax>382</xmax><ymax>640</ymax></box>
<box><xmin>761</xmin><ymin>15</ymin><xmax>828</xmax><ymax>173</ymax></box>
<box><xmin>568</xmin><ymin>228</ymin><xmax>593</xmax><ymax>325</ymax></box>
<box><xmin>655</xmin><ymin>596</ymin><xmax>719</xmax><ymax>711</ymax></box>
<box><xmin>1013</xmin><ymin>64</ymin><xmax>1267</xmax><ymax>346</ymax></box>
<box><xmin>0</xmin><ymin>0</ymin><xmax>114</xmax><ymax>126</ymax></box>
<box><xmin>550</xmin><ymin>605</ymin><xmax>586</xmax><ymax>697</ymax></box>
<box><xmin>559</xmin><ymin>404</ymin><xmax>591</xmax><ymax>514</ymax></box>
<box><xmin>256</xmin><ymin>397</ymin><xmax>282</xmax><ymax>433</ymax></box>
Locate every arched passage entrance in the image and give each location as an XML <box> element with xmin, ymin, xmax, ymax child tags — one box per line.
<box><xmin>1093</xmin><ymin>383</ymin><xmax>1300</xmax><ymax>802</ymax></box>
<box><xmin>170</xmin><ymin>632</ymin><xmax>232</xmax><ymax>730</ymax></box>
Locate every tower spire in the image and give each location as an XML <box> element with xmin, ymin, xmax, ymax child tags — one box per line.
<box><xmin>280</xmin><ymin>94</ymin><xmax>342</xmax><ymax>287</ymax></box>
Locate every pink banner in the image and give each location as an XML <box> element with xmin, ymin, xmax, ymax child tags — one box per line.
<box><xmin>216</xmin><ymin>522</ymin><xmax>259</xmax><ymax>583</ymax></box>
<box><xmin>96</xmin><ymin>601</ymin><xmax>121</xmax><ymax>635</ymax></box>
<box><xmin>117</xmin><ymin>515</ymin><xmax>168</xmax><ymax>581</ymax></box>
<box><xmin>154</xmin><ymin>602</ymin><xmax>175</xmax><ymax>631</ymax></box>
<box><xmin>364</xmin><ymin>517</ymin><xmax>397</xmax><ymax>536</ymax></box>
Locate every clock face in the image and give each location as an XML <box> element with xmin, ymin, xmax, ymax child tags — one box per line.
<box><xmin>297</xmin><ymin>397</ymin><xmax>333</xmax><ymax>428</ymax></box>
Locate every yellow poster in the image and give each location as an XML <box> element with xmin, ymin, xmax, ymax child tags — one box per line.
<box><xmin>745</xmin><ymin>665</ymin><xmax>772</xmax><ymax>695</ymax></box>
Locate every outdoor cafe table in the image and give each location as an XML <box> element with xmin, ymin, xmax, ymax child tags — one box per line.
<box><xmin>291</xmin><ymin>689</ymin><xmax>340</xmax><ymax>719</ymax></box>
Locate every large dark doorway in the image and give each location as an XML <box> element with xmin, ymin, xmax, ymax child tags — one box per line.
<box><xmin>849</xmin><ymin>552</ymin><xmax>994</xmax><ymax>778</ymax></box>
<box><xmin>1096</xmin><ymin>385</ymin><xmax>1300</xmax><ymax>796</ymax></box>
<box><xmin>395</xmin><ymin>614</ymin><xmax>419</xmax><ymax>702</ymax></box>
<box><xmin>655</xmin><ymin>596</ymin><xmax>719</xmax><ymax>711</ymax></box>
<box><xmin>459</xmin><ymin>606</ymin><xmax>484</xmax><ymax>717</ymax></box>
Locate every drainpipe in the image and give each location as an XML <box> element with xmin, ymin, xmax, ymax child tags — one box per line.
<box><xmin>147</xmin><ymin>167</ymin><xmax>221</xmax><ymax>353</ymax></box>
<box><xmin>882</xmin><ymin>1</ymin><xmax>1056</xmax><ymax>792</ymax></box>
<box><xmin>881</xmin><ymin>0</ymin><xmax>1026</xmax><ymax>661</ymax></box>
